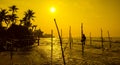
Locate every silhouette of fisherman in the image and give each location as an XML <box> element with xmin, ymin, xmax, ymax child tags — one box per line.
<box><xmin>81</xmin><ymin>34</ymin><xmax>86</xmax><ymax>45</ymax></box>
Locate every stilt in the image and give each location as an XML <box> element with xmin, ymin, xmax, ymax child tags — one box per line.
<box><xmin>90</xmin><ymin>32</ymin><xmax>92</xmax><ymax>46</ymax></box>
<box><xmin>81</xmin><ymin>23</ymin><xmax>84</xmax><ymax>56</ymax></box>
<box><xmin>54</xmin><ymin>19</ymin><xmax>66</xmax><ymax>65</ymax></box>
<box><xmin>101</xmin><ymin>28</ymin><xmax>104</xmax><ymax>51</ymax></box>
<box><xmin>51</xmin><ymin>30</ymin><xmax>53</xmax><ymax>65</ymax></box>
<box><xmin>107</xmin><ymin>31</ymin><xmax>111</xmax><ymax>48</ymax></box>
<box><xmin>69</xmin><ymin>26</ymin><xmax>72</xmax><ymax>50</ymax></box>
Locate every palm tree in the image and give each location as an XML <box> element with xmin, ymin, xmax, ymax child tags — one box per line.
<box><xmin>5</xmin><ymin>14</ymin><xmax>18</xmax><ymax>28</ymax></box>
<box><xmin>0</xmin><ymin>9</ymin><xmax>8</xmax><ymax>27</ymax></box>
<box><xmin>19</xmin><ymin>19</ymin><xmax>23</xmax><ymax>25</ymax></box>
<box><xmin>9</xmin><ymin>5</ymin><xmax>18</xmax><ymax>15</ymax></box>
<box><xmin>23</xmin><ymin>9</ymin><xmax>35</xmax><ymax>28</ymax></box>
<box><xmin>4</xmin><ymin>15</ymin><xmax>10</xmax><ymax>28</ymax></box>
<box><xmin>11</xmin><ymin>14</ymin><xmax>18</xmax><ymax>24</ymax></box>
<box><xmin>32</xmin><ymin>25</ymin><xmax>37</xmax><ymax>31</ymax></box>
<box><xmin>9</xmin><ymin>5</ymin><xmax>19</xmax><ymax>24</ymax></box>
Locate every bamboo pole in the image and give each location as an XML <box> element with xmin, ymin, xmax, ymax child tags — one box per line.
<box><xmin>107</xmin><ymin>31</ymin><xmax>111</xmax><ymax>48</ymax></box>
<box><xmin>81</xmin><ymin>23</ymin><xmax>83</xmax><ymax>36</ymax></box>
<box><xmin>101</xmin><ymin>28</ymin><xmax>104</xmax><ymax>51</ymax></box>
<box><xmin>69</xmin><ymin>26</ymin><xmax>72</xmax><ymax>61</ymax></box>
<box><xmin>51</xmin><ymin>30</ymin><xmax>53</xmax><ymax>65</ymax></box>
<box><xmin>69</xmin><ymin>26</ymin><xmax>72</xmax><ymax>50</ymax></box>
<box><xmin>90</xmin><ymin>32</ymin><xmax>92</xmax><ymax>46</ymax></box>
<box><xmin>54</xmin><ymin>19</ymin><xmax>66</xmax><ymax>65</ymax></box>
<box><xmin>81</xmin><ymin>23</ymin><xmax>84</xmax><ymax>56</ymax></box>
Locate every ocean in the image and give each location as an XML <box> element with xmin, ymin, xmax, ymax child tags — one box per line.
<box><xmin>0</xmin><ymin>37</ymin><xmax>120</xmax><ymax>65</ymax></box>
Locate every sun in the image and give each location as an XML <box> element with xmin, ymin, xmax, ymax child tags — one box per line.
<box><xmin>50</xmin><ymin>7</ymin><xmax>56</xmax><ymax>13</ymax></box>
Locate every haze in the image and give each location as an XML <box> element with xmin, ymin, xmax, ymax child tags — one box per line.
<box><xmin>0</xmin><ymin>0</ymin><xmax>120</xmax><ymax>37</ymax></box>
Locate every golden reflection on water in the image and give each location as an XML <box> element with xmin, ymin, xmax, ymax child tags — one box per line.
<box><xmin>39</xmin><ymin>38</ymin><xmax>62</xmax><ymax>62</ymax></box>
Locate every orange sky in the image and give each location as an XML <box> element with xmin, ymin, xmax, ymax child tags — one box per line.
<box><xmin>0</xmin><ymin>0</ymin><xmax>120</xmax><ymax>37</ymax></box>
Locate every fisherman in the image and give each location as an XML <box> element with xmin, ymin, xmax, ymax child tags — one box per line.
<box><xmin>81</xmin><ymin>34</ymin><xmax>86</xmax><ymax>45</ymax></box>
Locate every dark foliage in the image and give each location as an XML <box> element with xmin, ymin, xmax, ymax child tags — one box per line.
<box><xmin>0</xmin><ymin>27</ymin><xmax>7</xmax><ymax>51</ymax></box>
<box><xmin>0</xmin><ymin>5</ymin><xmax>43</xmax><ymax>51</ymax></box>
<box><xmin>7</xmin><ymin>24</ymin><xmax>35</xmax><ymax>48</ymax></box>
<box><xmin>33</xmin><ymin>29</ymin><xmax>43</xmax><ymax>38</ymax></box>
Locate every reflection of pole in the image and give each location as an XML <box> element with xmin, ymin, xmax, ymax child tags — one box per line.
<box><xmin>107</xmin><ymin>31</ymin><xmax>111</xmax><ymax>48</ymax></box>
<box><xmin>10</xmin><ymin>44</ymin><xmax>12</xmax><ymax>60</ymax></box>
<box><xmin>9</xmin><ymin>40</ymin><xmax>13</xmax><ymax>60</ymax></box>
<box><xmin>81</xmin><ymin>23</ymin><xmax>84</xmax><ymax>55</ymax></box>
<box><xmin>101</xmin><ymin>29</ymin><xmax>104</xmax><ymax>51</ymax></box>
<box><xmin>54</xmin><ymin>19</ymin><xmax>66</xmax><ymax>65</ymax></box>
<box><xmin>51</xmin><ymin>30</ymin><xmax>53</xmax><ymax>65</ymax></box>
<box><xmin>61</xmin><ymin>29</ymin><xmax>62</xmax><ymax>38</ymax></box>
<box><xmin>10</xmin><ymin>41</ymin><xmax>13</xmax><ymax>65</ymax></box>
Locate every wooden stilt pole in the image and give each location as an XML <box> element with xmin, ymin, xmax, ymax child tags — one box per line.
<box><xmin>90</xmin><ymin>32</ymin><xmax>92</xmax><ymax>46</ymax></box>
<box><xmin>54</xmin><ymin>19</ymin><xmax>66</xmax><ymax>65</ymax></box>
<box><xmin>51</xmin><ymin>30</ymin><xmax>53</xmax><ymax>65</ymax></box>
<box><xmin>107</xmin><ymin>31</ymin><xmax>111</xmax><ymax>48</ymax></box>
<box><xmin>69</xmin><ymin>26</ymin><xmax>72</xmax><ymax>61</ymax></box>
<box><xmin>101</xmin><ymin>28</ymin><xmax>104</xmax><ymax>51</ymax></box>
<box><xmin>69</xmin><ymin>26</ymin><xmax>72</xmax><ymax>50</ymax></box>
<box><xmin>81</xmin><ymin>23</ymin><xmax>84</xmax><ymax>56</ymax></box>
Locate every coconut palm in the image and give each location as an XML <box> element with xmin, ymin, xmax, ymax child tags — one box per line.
<box><xmin>4</xmin><ymin>15</ymin><xmax>10</xmax><ymax>28</ymax></box>
<box><xmin>5</xmin><ymin>14</ymin><xmax>18</xmax><ymax>27</ymax></box>
<box><xmin>19</xmin><ymin>19</ymin><xmax>23</xmax><ymax>25</ymax></box>
<box><xmin>32</xmin><ymin>25</ymin><xmax>37</xmax><ymax>31</ymax></box>
<box><xmin>0</xmin><ymin>9</ymin><xmax>8</xmax><ymax>27</ymax></box>
<box><xmin>9</xmin><ymin>5</ymin><xmax>19</xmax><ymax>24</ymax></box>
<box><xmin>23</xmin><ymin>9</ymin><xmax>35</xmax><ymax>28</ymax></box>
<box><xmin>11</xmin><ymin>14</ymin><xmax>18</xmax><ymax>24</ymax></box>
<box><xmin>9</xmin><ymin>5</ymin><xmax>18</xmax><ymax>14</ymax></box>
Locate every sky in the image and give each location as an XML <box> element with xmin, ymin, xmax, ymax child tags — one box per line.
<box><xmin>0</xmin><ymin>0</ymin><xmax>120</xmax><ymax>37</ymax></box>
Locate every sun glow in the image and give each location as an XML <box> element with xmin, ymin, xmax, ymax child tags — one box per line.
<box><xmin>50</xmin><ymin>7</ymin><xmax>56</xmax><ymax>13</ymax></box>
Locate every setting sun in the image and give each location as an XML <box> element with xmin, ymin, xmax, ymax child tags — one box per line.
<box><xmin>50</xmin><ymin>7</ymin><xmax>56</xmax><ymax>13</ymax></box>
<box><xmin>0</xmin><ymin>0</ymin><xmax>120</xmax><ymax>65</ymax></box>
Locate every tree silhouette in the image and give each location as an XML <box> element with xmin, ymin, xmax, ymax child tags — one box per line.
<box><xmin>9</xmin><ymin>5</ymin><xmax>19</xmax><ymax>24</ymax></box>
<box><xmin>9</xmin><ymin>5</ymin><xmax>18</xmax><ymax>14</ymax></box>
<box><xmin>10</xmin><ymin>14</ymin><xmax>18</xmax><ymax>24</ymax></box>
<box><xmin>5</xmin><ymin>15</ymin><xmax>11</xmax><ymax>27</ymax></box>
<box><xmin>34</xmin><ymin>29</ymin><xmax>43</xmax><ymax>38</ymax></box>
<box><xmin>23</xmin><ymin>9</ymin><xmax>35</xmax><ymax>28</ymax></box>
<box><xmin>0</xmin><ymin>9</ymin><xmax>8</xmax><ymax>27</ymax></box>
<box><xmin>32</xmin><ymin>25</ymin><xmax>37</xmax><ymax>31</ymax></box>
<box><xmin>0</xmin><ymin>5</ymin><xmax>43</xmax><ymax>49</ymax></box>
